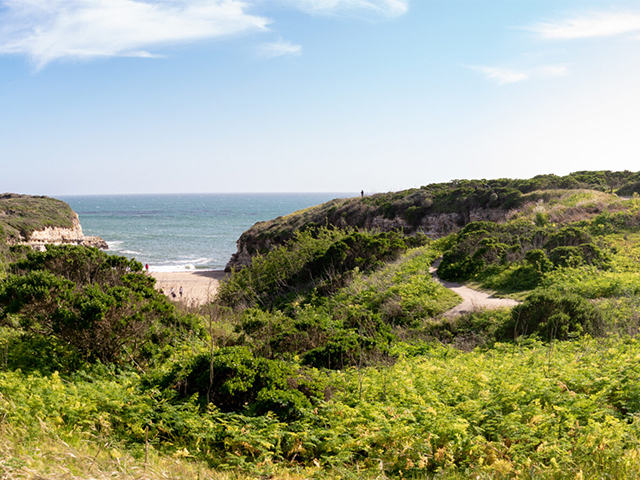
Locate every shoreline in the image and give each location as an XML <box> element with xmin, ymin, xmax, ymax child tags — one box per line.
<box><xmin>150</xmin><ymin>270</ymin><xmax>227</xmax><ymax>306</ymax></box>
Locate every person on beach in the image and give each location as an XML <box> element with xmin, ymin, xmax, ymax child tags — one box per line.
<box><xmin>179</xmin><ymin>286</ymin><xmax>183</xmax><ymax>298</ymax></box>
<box><xmin>145</xmin><ymin>263</ymin><xmax>149</xmax><ymax>272</ymax></box>
<box><xmin>170</xmin><ymin>287</ymin><xmax>176</xmax><ymax>299</ymax></box>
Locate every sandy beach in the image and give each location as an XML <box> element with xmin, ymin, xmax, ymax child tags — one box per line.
<box><xmin>151</xmin><ymin>270</ymin><xmax>226</xmax><ymax>306</ymax></box>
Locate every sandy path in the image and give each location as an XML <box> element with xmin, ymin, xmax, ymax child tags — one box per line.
<box><xmin>151</xmin><ymin>270</ymin><xmax>226</xmax><ymax>307</ymax></box>
<box><xmin>430</xmin><ymin>259</ymin><xmax>519</xmax><ymax>317</ymax></box>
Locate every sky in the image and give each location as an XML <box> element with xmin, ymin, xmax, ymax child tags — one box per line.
<box><xmin>1</xmin><ymin>0</ymin><xmax>640</xmax><ymax>195</ymax></box>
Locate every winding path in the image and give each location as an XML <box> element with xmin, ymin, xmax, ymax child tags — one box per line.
<box><xmin>430</xmin><ymin>259</ymin><xmax>520</xmax><ymax>317</ymax></box>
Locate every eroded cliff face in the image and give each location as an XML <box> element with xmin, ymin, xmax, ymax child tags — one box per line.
<box><xmin>225</xmin><ymin>206</ymin><xmax>512</xmax><ymax>271</ymax></box>
<box><xmin>20</xmin><ymin>213</ymin><xmax>108</xmax><ymax>250</ymax></box>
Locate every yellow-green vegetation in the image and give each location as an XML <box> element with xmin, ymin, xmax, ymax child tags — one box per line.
<box><xmin>3</xmin><ymin>338</ymin><xmax>640</xmax><ymax>479</ymax></box>
<box><xmin>6</xmin><ymin>175</ymin><xmax>640</xmax><ymax>478</ymax></box>
<box><xmin>332</xmin><ymin>244</ymin><xmax>460</xmax><ymax>326</ymax></box>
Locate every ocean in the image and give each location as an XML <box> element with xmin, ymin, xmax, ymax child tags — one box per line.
<box><xmin>59</xmin><ymin>193</ymin><xmax>352</xmax><ymax>272</ymax></box>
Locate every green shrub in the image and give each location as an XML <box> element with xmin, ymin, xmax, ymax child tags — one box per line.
<box><xmin>548</xmin><ymin>246</ymin><xmax>585</xmax><ymax>268</ymax></box>
<box><xmin>437</xmin><ymin>249</ymin><xmax>485</xmax><ymax>281</ymax></box>
<box><xmin>0</xmin><ymin>328</ymin><xmax>85</xmax><ymax>374</ymax></box>
<box><xmin>403</xmin><ymin>206</ymin><xmax>425</xmax><ymax>226</ymax></box>
<box><xmin>525</xmin><ymin>249</ymin><xmax>553</xmax><ymax>273</ymax></box>
<box><xmin>420</xmin><ymin>308</ymin><xmax>512</xmax><ymax>349</ymax></box>
<box><xmin>159</xmin><ymin>346</ymin><xmax>327</xmax><ymax>419</ymax></box>
<box><xmin>548</xmin><ymin>243</ymin><xmax>609</xmax><ymax>269</ymax></box>
<box><xmin>502</xmin><ymin>289</ymin><xmax>603</xmax><ymax>340</ymax></box>
<box><xmin>534</xmin><ymin>210</ymin><xmax>549</xmax><ymax>226</ymax></box>
<box><xmin>0</xmin><ymin>245</ymin><xmax>193</xmax><ymax>365</ymax></box>
<box><xmin>301</xmin><ymin>330</ymin><xmax>361</xmax><ymax>369</ymax></box>
<box><xmin>543</xmin><ymin>226</ymin><xmax>592</xmax><ymax>250</ymax></box>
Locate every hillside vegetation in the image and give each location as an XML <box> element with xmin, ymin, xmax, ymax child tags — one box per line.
<box><xmin>227</xmin><ymin>170</ymin><xmax>640</xmax><ymax>270</ymax></box>
<box><xmin>0</xmin><ymin>193</ymin><xmax>76</xmax><ymax>242</ymax></box>
<box><xmin>3</xmin><ymin>174</ymin><xmax>640</xmax><ymax>479</ymax></box>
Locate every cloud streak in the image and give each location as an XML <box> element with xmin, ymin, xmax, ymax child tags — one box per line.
<box><xmin>469</xmin><ymin>64</ymin><xmax>568</xmax><ymax>85</ymax></box>
<box><xmin>281</xmin><ymin>0</ymin><xmax>408</xmax><ymax>18</ymax></box>
<box><xmin>0</xmin><ymin>0</ymin><xmax>269</xmax><ymax>68</ymax></box>
<box><xmin>257</xmin><ymin>39</ymin><xmax>302</xmax><ymax>58</ymax></box>
<box><xmin>527</xmin><ymin>10</ymin><xmax>640</xmax><ymax>40</ymax></box>
<box><xmin>470</xmin><ymin>66</ymin><xmax>529</xmax><ymax>85</ymax></box>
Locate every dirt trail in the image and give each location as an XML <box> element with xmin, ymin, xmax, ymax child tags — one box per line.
<box><xmin>430</xmin><ymin>259</ymin><xmax>519</xmax><ymax>317</ymax></box>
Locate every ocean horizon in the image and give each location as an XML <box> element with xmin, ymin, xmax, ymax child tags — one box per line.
<box><xmin>59</xmin><ymin>193</ymin><xmax>353</xmax><ymax>272</ymax></box>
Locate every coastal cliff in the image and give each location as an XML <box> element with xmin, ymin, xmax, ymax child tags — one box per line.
<box><xmin>226</xmin><ymin>200</ymin><xmax>512</xmax><ymax>270</ymax></box>
<box><xmin>24</xmin><ymin>213</ymin><xmax>108</xmax><ymax>250</ymax></box>
<box><xmin>226</xmin><ymin>170</ymin><xmax>640</xmax><ymax>271</ymax></box>
<box><xmin>0</xmin><ymin>193</ymin><xmax>107</xmax><ymax>250</ymax></box>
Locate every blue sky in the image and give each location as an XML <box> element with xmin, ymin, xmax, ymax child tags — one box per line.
<box><xmin>1</xmin><ymin>0</ymin><xmax>640</xmax><ymax>195</ymax></box>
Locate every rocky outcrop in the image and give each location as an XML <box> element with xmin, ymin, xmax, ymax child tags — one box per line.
<box><xmin>21</xmin><ymin>213</ymin><xmax>108</xmax><ymax>251</ymax></box>
<box><xmin>82</xmin><ymin>236</ymin><xmax>109</xmax><ymax>249</ymax></box>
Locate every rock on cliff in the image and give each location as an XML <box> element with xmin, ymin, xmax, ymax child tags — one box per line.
<box><xmin>25</xmin><ymin>213</ymin><xmax>108</xmax><ymax>250</ymax></box>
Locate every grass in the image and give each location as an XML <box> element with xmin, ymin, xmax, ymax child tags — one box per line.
<box><xmin>0</xmin><ymin>422</ymin><xmax>317</xmax><ymax>480</ymax></box>
<box><xmin>332</xmin><ymin>245</ymin><xmax>462</xmax><ymax>325</ymax></box>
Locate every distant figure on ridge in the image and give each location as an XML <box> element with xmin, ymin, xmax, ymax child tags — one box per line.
<box><xmin>361</xmin><ymin>190</ymin><xmax>364</xmax><ymax>198</ymax></box>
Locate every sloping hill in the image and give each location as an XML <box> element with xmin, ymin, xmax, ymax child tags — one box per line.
<box><xmin>227</xmin><ymin>170</ymin><xmax>640</xmax><ymax>270</ymax></box>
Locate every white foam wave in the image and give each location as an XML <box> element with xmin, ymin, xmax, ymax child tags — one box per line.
<box><xmin>149</xmin><ymin>265</ymin><xmax>216</xmax><ymax>273</ymax></box>
<box><xmin>122</xmin><ymin>250</ymin><xmax>143</xmax><ymax>255</ymax></box>
<box><xmin>148</xmin><ymin>258</ymin><xmax>216</xmax><ymax>273</ymax></box>
<box><xmin>107</xmin><ymin>240</ymin><xmax>124</xmax><ymax>251</ymax></box>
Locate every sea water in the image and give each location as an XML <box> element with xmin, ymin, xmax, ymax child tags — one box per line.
<box><xmin>59</xmin><ymin>193</ymin><xmax>352</xmax><ymax>272</ymax></box>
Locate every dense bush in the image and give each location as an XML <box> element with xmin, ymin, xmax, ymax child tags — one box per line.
<box><xmin>5</xmin><ymin>337</ymin><xmax>640</xmax><ymax>478</ymax></box>
<box><xmin>502</xmin><ymin>289</ymin><xmax>604</xmax><ymax>341</ymax></box>
<box><xmin>157</xmin><ymin>346</ymin><xmax>328</xmax><ymax>419</ymax></box>
<box><xmin>438</xmin><ymin>220</ymin><xmax>612</xmax><ymax>291</ymax></box>
<box><xmin>0</xmin><ymin>245</ymin><xmax>195</xmax><ymax>365</ymax></box>
<box><xmin>418</xmin><ymin>308</ymin><xmax>512</xmax><ymax>350</ymax></box>
<box><xmin>524</xmin><ymin>248</ymin><xmax>553</xmax><ymax>273</ymax></box>
<box><xmin>543</xmin><ymin>226</ymin><xmax>592</xmax><ymax>250</ymax></box>
<box><xmin>225</xmin><ymin>244</ymin><xmax>456</xmax><ymax>369</ymax></box>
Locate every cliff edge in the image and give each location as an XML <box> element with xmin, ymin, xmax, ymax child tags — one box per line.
<box><xmin>0</xmin><ymin>193</ymin><xmax>107</xmax><ymax>250</ymax></box>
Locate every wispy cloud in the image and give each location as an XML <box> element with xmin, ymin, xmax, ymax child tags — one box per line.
<box><xmin>468</xmin><ymin>66</ymin><xmax>529</xmax><ymax>85</ymax></box>
<box><xmin>526</xmin><ymin>10</ymin><xmax>640</xmax><ymax>40</ymax></box>
<box><xmin>536</xmin><ymin>64</ymin><xmax>569</xmax><ymax>79</ymax></box>
<box><xmin>281</xmin><ymin>0</ymin><xmax>408</xmax><ymax>18</ymax></box>
<box><xmin>0</xmin><ymin>0</ymin><xmax>269</xmax><ymax>69</ymax></box>
<box><xmin>469</xmin><ymin>64</ymin><xmax>568</xmax><ymax>85</ymax></box>
<box><xmin>257</xmin><ymin>39</ymin><xmax>301</xmax><ymax>58</ymax></box>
